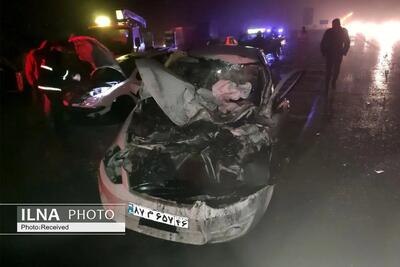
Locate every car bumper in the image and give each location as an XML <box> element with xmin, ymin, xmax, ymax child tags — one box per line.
<box><xmin>98</xmin><ymin>160</ymin><xmax>274</xmax><ymax>245</ymax></box>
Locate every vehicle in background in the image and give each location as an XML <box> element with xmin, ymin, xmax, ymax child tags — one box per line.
<box><xmin>87</xmin><ymin>9</ymin><xmax>148</xmax><ymax>56</ymax></box>
<box><xmin>64</xmin><ymin>38</ymin><xmax>171</xmax><ymax>118</ymax></box>
<box><xmin>163</xmin><ymin>22</ymin><xmax>215</xmax><ymax>50</ymax></box>
<box><xmin>99</xmin><ymin>46</ymin><xmax>301</xmax><ymax>244</ymax></box>
<box><xmin>240</xmin><ymin>27</ymin><xmax>286</xmax><ymax>59</ymax></box>
<box><xmin>33</xmin><ymin>36</ymin><xmax>127</xmax><ymax>119</ymax></box>
<box><xmin>30</xmin><ymin>36</ymin><xmax>172</xmax><ymax>120</ymax></box>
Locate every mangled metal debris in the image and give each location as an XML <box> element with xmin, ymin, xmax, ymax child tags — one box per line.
<box><xmin>99</xmin><ymin>46</ymin><xmax>301</xmax><ymax>244</ymax></box>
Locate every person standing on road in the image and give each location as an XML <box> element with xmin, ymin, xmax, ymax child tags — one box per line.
<box><xmin>320</xmin><ymin>18</ymin><xmax>350</xmax><ymax>90</ymax></box>
<box><xmin>251</xmin><ymin>31</ymin><xmax>267</xmax><ymax>50</ymax></box>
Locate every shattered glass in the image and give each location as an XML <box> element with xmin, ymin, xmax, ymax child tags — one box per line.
<box><xmin>167</xmin><ymin>56</ymin><xmax>264</xmax><ymax>110</ymax></box>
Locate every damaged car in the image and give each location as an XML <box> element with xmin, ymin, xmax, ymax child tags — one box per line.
<box><xmin>37</xmin><ymin>36</ymin><xmax>170</xmax><ymax>119</ymax></box>
<box><xmin>65</xmin><ymin>37</ymin><xmax>172</xmax><ymax>118</ymax></box>
<box><xmin>35</xmin><ymin>36</ymin><xmax>132</xmax><ymax>118</ymax></box>
<box><xmin>62</xmin><ymin>36</ymin><xmax>133</xmax><ymax>118</ymax></box>
<box><xmin>99</xmin><ymin>45</ymin><xmax>297</xmax><ymax>244</ymax></box>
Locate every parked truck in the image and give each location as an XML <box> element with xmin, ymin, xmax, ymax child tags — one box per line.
<box><xmin>87</xmin><ymin>9</ymin><xmax>150</xmax><ymax>56</ymax></box>
<box><xmin>164</xmin><ymin>22</ymin><xmax>216</xmax><ymax>50</ymax></box>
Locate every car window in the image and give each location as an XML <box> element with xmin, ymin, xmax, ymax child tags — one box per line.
<box><xmin>167</xmin><ymin>56</ymin><xmax>268</xmax><ymax>106</ymax></box>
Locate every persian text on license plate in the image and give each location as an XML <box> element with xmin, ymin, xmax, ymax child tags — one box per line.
<box><xmin>127</xmin><ymin>203</ymin><xmax>188</xmax><ymax>228</ymax></box>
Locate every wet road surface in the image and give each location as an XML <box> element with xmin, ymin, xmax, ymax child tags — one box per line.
<box><xmin>1</xmin><ymin>35</ymin><xmax>400</xmax><ymax>267</ymax></box>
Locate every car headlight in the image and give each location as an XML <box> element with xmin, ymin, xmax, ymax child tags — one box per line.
<box><xmin>70</xmin><ymin>81</ymin><xmax>120</xmax><ymax>108</ymax></box>
<box><xmin>89</xmin><ymin>86</ymin><xmax>112</xmax><ymax>97</ymax></box>
<box><xmin>79</xmin><ymin>96</ymin><xmax>101</xmax><ymax>107</ymax></box>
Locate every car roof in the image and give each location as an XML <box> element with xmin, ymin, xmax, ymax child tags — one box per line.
<box><xmin>188</xmin><ymin>45</ymin><xmax>265</xmax><ymax>64</ymax></box>
<box><xmin>116</xmin><ymin>48</ymin><xmax>173</xmax><ymax>61</ymax></box>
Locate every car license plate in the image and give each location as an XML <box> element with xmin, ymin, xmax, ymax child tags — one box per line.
<box><xmin>127</xmin><ymin>203</ymin><xmax>188</xmax><ymax>229</ymax></box>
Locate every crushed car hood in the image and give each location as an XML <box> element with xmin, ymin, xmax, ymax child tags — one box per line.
<box><xmin>104</xmin><ymin>50</ymin><xmax>303</xmax><ymax>206</ymax></box>
<box><xmin>104</xmin><ymin>98</ymin><xmax>273</xmax><ymax>206</ymax></box>
<box><xmin>136</xmin><ymin>58</ymin><xmax>259</xmax><ymax>126</ymax></box>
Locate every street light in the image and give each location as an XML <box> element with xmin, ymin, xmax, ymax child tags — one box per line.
<box><xmin>94</xmin><ymin>15</ymin><xmax>111</xmax><ymax>27</ymax></box>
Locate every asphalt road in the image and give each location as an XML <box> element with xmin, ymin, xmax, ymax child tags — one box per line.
<box><xmin>1</xmin><ymin>35</ymin><xmax>400</xmax><ymax>267</ymax></box>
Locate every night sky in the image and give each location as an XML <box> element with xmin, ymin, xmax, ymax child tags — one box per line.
<box><xmin>1</xmin><ymin>0</ymin><xmax>399</xmax><ymax>59</ymax></box>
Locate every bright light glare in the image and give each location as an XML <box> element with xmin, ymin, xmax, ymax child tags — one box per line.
<box><xmin>346</xmin><ymin>21</ymin><xmax>400</xmax><ymax>95</ymax></box>
<box><xmin>341</xmin><ymin>12</ymin><xmax>354</xmax><ymax>23</ymax></box>
<box><xmin>346</xmin><ymin>21</ymin><xmax>400</xmax><ymax>46</ymax></box>
<box><xmin>95</xmin><ymin>15</ymin><xmax>111</xmax><ymax>27</ymax></box>
<box><xmin>115</xmin><ymin>10</ymin><xmax>123</xmax><ymax>20</ymax></box>
<box><xmin>247</xmin><ymin>28</ymin><xmax>266</xmax><ymax>34</ymax></box>
<box><xmin>278</xmin><ymin>28</ymin><xmax>284</xmax><ymax>33</ymax></box>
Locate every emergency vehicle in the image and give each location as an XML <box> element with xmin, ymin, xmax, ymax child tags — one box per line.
<box><xmin>87</xmin><ymin>10</ymin><xmax>149</xmax><ymax>56</ymax></box>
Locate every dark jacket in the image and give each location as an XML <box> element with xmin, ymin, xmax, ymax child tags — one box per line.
<box><xmin>320</xmin><ymin>27</ymin><xmax>350</xmax><ymax>57</ymax></box>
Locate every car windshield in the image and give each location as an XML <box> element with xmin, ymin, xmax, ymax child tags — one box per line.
<box><xmin>167</xmin><ymin>55</ymin><xmax>268</xmax><ymax>106</ymax></box>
